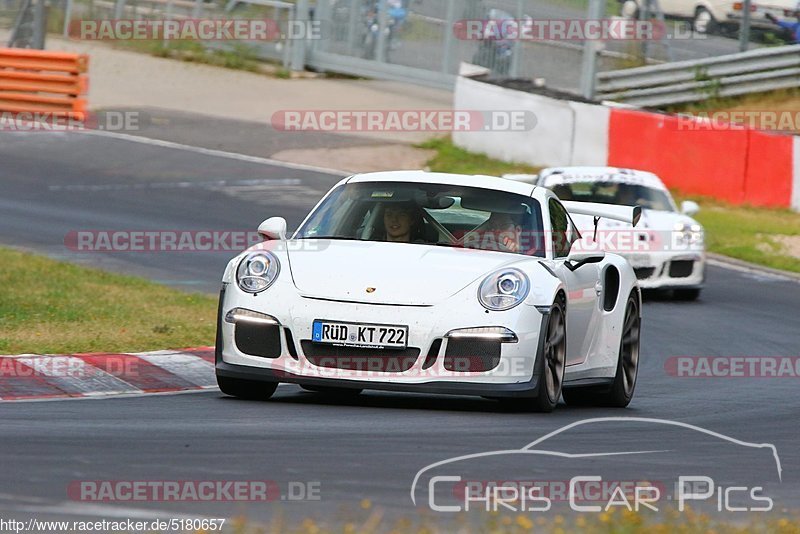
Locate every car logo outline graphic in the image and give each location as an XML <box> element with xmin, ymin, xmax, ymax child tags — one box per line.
<box><xmin>409</xmin><ymin>417</ymin><xmax>782</xmax><ymax>505</ymax></box>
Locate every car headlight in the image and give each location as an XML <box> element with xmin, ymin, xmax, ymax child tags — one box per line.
<box><xmin>236</xmin><ymin>252</ymin><xmax>280</xmax><ymax>293</ymax></box>
<box><xmin>478</xmin><ymin>268</ymin><xmax>530</xmax><ymax>311</ymax></box>
<box><xmin>673</xmin><ymin>222</ymin><xmax>704</xmax><ymax>244</ymax></box>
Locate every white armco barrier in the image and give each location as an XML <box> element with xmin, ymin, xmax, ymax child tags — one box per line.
<box><xmin>453</xmin><ymin>75</ymin><xmax>609</xmax><ymax>168</ymax></box>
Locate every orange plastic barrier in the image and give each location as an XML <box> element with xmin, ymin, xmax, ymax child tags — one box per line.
<box><xmin>0</xmin><ymin>48</ymin><xmax>88</xmax><ymax>119</ymax></box>
<box><xmin>607</xmin><ymin>108</ymin><xmax>793</xmax><ymax>208</ymax></box>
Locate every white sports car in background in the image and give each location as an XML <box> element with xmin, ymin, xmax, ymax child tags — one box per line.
<box><xmin>215</xmin><ymin>171</ymin><xmax>643</xmax><ymax>412</ymax></box>
<box><xmin>521</xmin><ymin>167</ymin><xmax>706</xmax><ymax>301</ymax></box>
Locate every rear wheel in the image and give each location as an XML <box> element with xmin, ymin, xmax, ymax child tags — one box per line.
<box><xmin>563</xmin><ymin>291</ymin><xmax>640</xmax><ymax>408</ymax></box>
<box><xmin>217</xmin><ymin>375</ymin><xmax>278</xmax><ymax>400</ymax></box>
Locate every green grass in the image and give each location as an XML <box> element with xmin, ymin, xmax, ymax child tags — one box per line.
<box><xmin>112</xmin><ymin>39</ymin><xmax>264</xmax><ymax>73</ymax></box>
<box><xmin>0</xmin><ymin>247</ymin><xmax>217</xmax><ymax>355</ymax></box>
<box><xmin>418</xmin><ymin>137</ymin><xmax>541</xmax><ymax>177</ymax></box>
<box><xmin>677</xmin><ymin>195</ymin><xmax>800</xmax><ymax>273</ymax></box>
<box><xmin>665</xmin><ymin>88</ymin><xmax>800</xmax><ymax>116</ymax></box>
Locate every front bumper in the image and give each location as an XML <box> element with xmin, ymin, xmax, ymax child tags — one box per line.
<box><xmin>215</xmin><ymin>283</ymin><xmax>549</xmax><ymax>397</ymax></box>
<box><xmin>725</xmin><ymin>12</ymin><xmax>779</xmax><ymax>29</ymax></box>
<box><xmin>623</xmin><ymin>251</ymin><xmax>706</xmax><ymax>290</ymax></box>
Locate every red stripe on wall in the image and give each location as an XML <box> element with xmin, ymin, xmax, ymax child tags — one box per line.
<box><xmin>743</xmin><ymin>129</ymin><xmax>793</xmax><ymax>208</ymax></box>
<box><xmin>608</xmin><ymin>108</ymin><xmax>749</xmax><ymax>204</ymax></box>
<box><xmin>607</xmin><ymin>108</ymin><xmax>793</xmax><ymax>208</ymax></box>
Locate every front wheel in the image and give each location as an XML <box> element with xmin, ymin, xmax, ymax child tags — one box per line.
<box><xmin>693</xmin><ymin>7</ymin><xmax>717</xmax><ymax>34</ymax></box>
<box><xmin>531</xmin><ymin>298</ymin><xmax>567</xmax><ymax>412</ymax></box>
<box><xmin>217</xmin><ymin>375</ymin><xmax>278</xmax><ymax>400</ymax></box>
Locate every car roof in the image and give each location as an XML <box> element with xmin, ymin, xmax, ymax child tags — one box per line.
<box><xmin>540</xmin><ymin>166</ymin><xmax>667</xmax><ymax>191</ymax></box>
<box><xmin>347</xmin><ymin>170</ymin><xmax>536</xmax><ymax>197</ymax></box>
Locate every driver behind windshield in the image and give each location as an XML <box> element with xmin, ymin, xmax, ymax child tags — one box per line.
<box><xmin>382</xmin><ymin>202</ymin><xmax>425</xmax><ymax>243</ymax></box>
<box><xmin>465</xmin><ymin>211</ymin><xmax>523</xmax><ymax>253</ymax></box>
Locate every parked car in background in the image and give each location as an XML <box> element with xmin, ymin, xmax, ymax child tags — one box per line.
<box><xmin>618</xmin><ymin>0</ymin><xmax>798</xmax><ymax>34</ymax></box>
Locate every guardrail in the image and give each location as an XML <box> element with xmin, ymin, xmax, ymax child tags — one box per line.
<box><xmin>596</xmin><ymin>44</ymin><xmax>800</xmax><ymax>107</ymax></box>
<box><xmin>0</xmin><ymin>48</ymin><xmax>88</xmax><ymax>118</ymax></box>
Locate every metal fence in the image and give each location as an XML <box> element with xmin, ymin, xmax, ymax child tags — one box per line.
<box><xmin>2</xmin><ymin>0</ymin><xmax>794</xmax><ymax>100</ymax></box>
<box><xmin>306</xmin><ymin>0</ymin><xmax>626</xmax><ymax>91</ymax></box>
<box><xmin>596</xmin><ymin>44</ymin><xmax>800</xmax><ymax>106</ymax></box>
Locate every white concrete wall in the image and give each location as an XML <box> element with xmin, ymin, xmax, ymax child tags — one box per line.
<box><xmin>569</xmin><ymin>100</ymin><xmax>609</xmax><ymax>167</ymax></box>
<box><xmin>453</xmin><ymin>76</ymin><xmax>609</xmax><ymax>169</ymax></box>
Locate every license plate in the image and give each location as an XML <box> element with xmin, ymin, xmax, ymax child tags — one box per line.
<box><xmin>312</xmin><ymin>320</ymin><xmax>408</xmax><ymax>350</ymax></box>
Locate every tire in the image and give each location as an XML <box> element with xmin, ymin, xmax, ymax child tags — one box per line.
<box><xmin>563</xmin><ymin>291</ymin><xmax>641</xmax><ymax>408</ymax></box>
<box><xmin>674</xmin><ymin>288</ymin><xmax>701</xmax><ymax>301</ymax></box>
<box><xmin>693</xmin><ymin>7</ymin><xmax>717</xmax><ymax>34</ymax></box>
<box><xmin>528</xmin><ymin>298</ymin><xmax>567</xmax><ymax>413</ymax></box>
<box><xmin>217</xmin><ymin>375</ymin><xmax>277</xmax><ymax>400</ymax></box>
<box><xmin>301</xmin><ymin>385</ymin><xmax>363</xmax><ymax>396</ymax></box>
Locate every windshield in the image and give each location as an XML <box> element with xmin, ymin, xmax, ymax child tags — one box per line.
<box><xmin>549</xmin><ymin>181</ymin><xmax>676</xmax><ymax>212</ymax></box>
<box><xmin>296</xmin><ymin>181</ymin><xmax>545</xmax><ymax>256</ymax></box>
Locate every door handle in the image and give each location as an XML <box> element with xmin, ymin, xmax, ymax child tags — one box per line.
<box><xmin>594</xmin><ymin>282</ymin><xmax>603</xmax><ymax>295</ymax></box>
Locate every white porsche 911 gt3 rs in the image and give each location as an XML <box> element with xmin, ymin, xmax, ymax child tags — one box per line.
<box><xmin>534</xmin><ymin>167</ymin><xmax>706</xmax><ymax>301</ymax></box>
<box><xmin>215</xmin><ymin>171</ymin><xmax>643</xmax><ymax>412</ymax></box>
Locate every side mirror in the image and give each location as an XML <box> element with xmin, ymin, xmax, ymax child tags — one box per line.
<box><xmin>681</xmin><ymin>200</ymin><xmax>700</xmax><ymax>216</ymax></box>
<box><xmin>565</xmin><ymin>238</ymin><xmax>606</xmax><ymax>271</ymax></box>
<box><xmin>258</xmin><ymin>217</ymin><xmax>287</xmax><ymax>241</ymax></box>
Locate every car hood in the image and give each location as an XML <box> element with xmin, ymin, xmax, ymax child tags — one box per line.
<box><xmin>287</xmin><ymin>240</ymin><xmax>523</xmax><ymax>306</ymax></box>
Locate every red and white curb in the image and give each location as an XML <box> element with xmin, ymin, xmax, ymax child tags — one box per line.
<box><xmin>0</xmin><ymin>347</ymin><xmax>216</xmax><ymax>401</ymax></box>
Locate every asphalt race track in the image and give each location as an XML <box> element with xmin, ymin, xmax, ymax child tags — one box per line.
<box><xmin>1</xmin><ymin>131</ymin><xmax>799</xmax><ymax>525</ymax></box>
